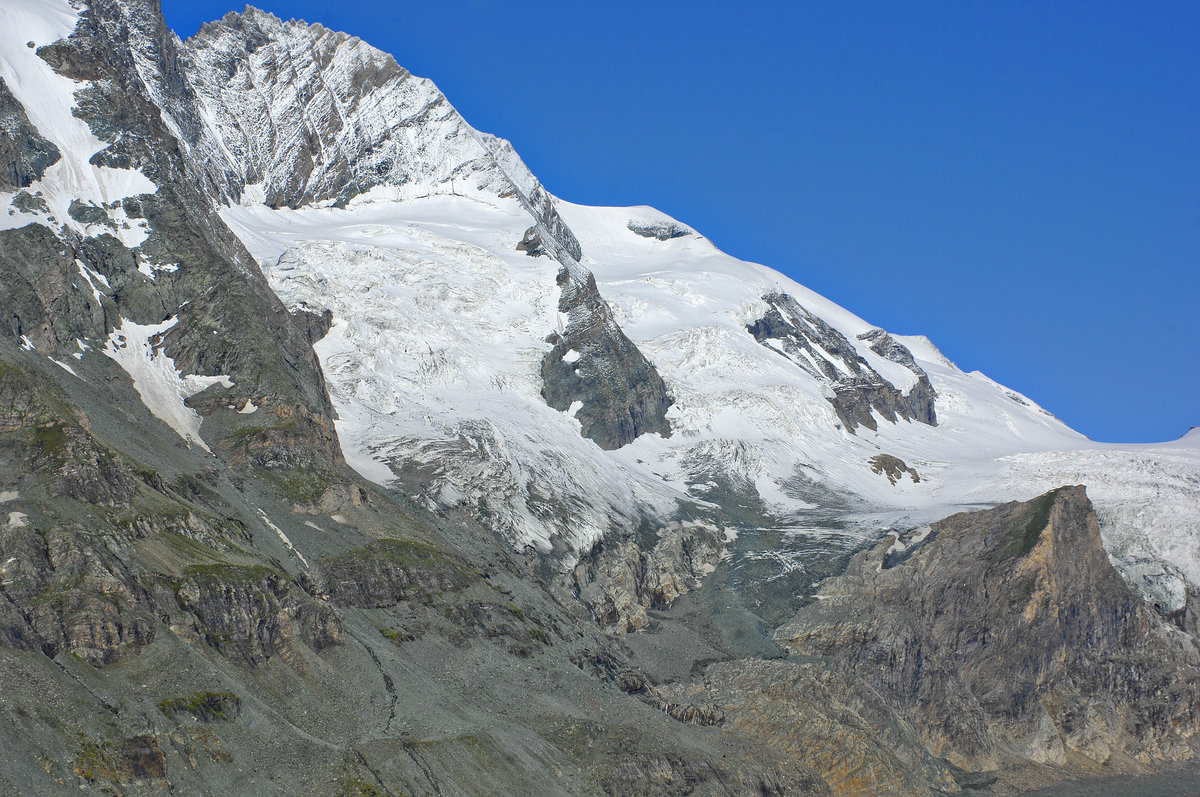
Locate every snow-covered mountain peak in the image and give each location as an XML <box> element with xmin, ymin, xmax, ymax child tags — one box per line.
<box><xmin>3</xmin><ymin>0</ymin><xmax>1191</xmax><ymax>628</ymax></box>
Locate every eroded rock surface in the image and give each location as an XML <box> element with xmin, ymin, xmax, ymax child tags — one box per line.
<box><xmin>776</xmin><ymin>486</ymin><xmax>1200</xmax><ymax>776</ymax></box>
<box><xmin>542</xmin><ymin>268</ymin><xmax>673</xmax><ymax>450</ymax></box>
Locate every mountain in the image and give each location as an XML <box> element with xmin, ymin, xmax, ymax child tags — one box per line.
<box><xmin>0</xmin><ymin>1</ymin><xmax>1198</xmax><ymax>794</ymax></box>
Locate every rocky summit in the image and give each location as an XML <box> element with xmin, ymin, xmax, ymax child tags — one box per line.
<box><xmin>0</xmin><ymin>1</ymin><xmax>1197</xmax><ymax>794</ymax></box>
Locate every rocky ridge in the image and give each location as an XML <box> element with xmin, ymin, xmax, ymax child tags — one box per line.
<box><xmin>774</xmin><ymin>486</ymin><xmax>1200</xmax><ymax>786</ymax></box>
<box><xmin>748</xmin><ymin>292</ymin><xmax>937</xmax><ymax>432</ymax></box>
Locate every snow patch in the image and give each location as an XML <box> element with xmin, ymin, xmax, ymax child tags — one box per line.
<box><xmin>106</xmin><ymin>205</ymin><xmax>151</xmax><ymax>248</ymax></box>
<box><xmin>7</xmin><ymin>512</ymin><xmax>28</xmax><ymax>528</ymax></box>
<box><xmin>49</xmin><ymin>357</ymin><xmax>78</xmax><ymax>376</ymax></box>
<box><xmin>562</xmin><ymin>348</ymin><xmax>581</xmax><ymax>364</ymax></box>
<box><xmin>0</xmin><ymin>491</ymin><xmax>18</xmax><ymax>503</ymax></box>
<box><xmin>102</xmin><ymin>317</ymin><xmax>232</xmax><ymax>452</ymax></box>
<box><xmin>257</xmin><ymin>509</ymin><xmax>308</xmax><ymax>568</ymax></box>
<box><xmin>76</xmin><ymin>260</ymin><xmax>107</xmax><ymax>305</ymax></box>
<box><xmin>137</xmin><ymin>256</ymin><xmax>179</xmax><ymax>280</ymax></box>
<box><xmin>238</xmin><ymin>399</ymin><xmax>258</xmax><ymax>414</ymax></box>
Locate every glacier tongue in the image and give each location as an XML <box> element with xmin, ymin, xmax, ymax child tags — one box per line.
<box><xmin>225</xmin><ymin>193</ymin><xmax>681</xmax><ymax>556</ymax></box>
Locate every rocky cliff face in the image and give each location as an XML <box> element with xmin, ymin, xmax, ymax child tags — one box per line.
<box><xmin>1</xmin><ymin>0</ymin><xmax>341</xmax><ymax>473</ymax></box>
<box><xmin>0</xmin><ymin>77</ymin><xmax>60</xmax><ymax>191</ymax></box>
<box><xmin>542</xmin><ymin>267</ymin><xmax>673</xmax><ymax>450</ymax></box>
<box><xmin>776</xmin><ymin>486</ymin><xmax>1200</xmax><ymax>784</ymax></box>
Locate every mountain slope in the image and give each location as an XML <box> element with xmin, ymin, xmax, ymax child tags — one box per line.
<box><xmin>0</xmin><ymin>2</ymin><xmax>1198</xmax><ymax>795</ymax></box>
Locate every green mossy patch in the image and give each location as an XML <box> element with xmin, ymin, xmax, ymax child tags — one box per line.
<box><xmin>181</xmin><ymin>562</ymin><xmax>280</xmax><ymax>585</ymax></box>
<box><xmin>158</xmin><ymin>691</ymin><xmax>241</xmax><ymax>722</ymax></box>
<box><xmin>31</xmin><ymin>423</ymin><xmax>68</xmax><ymax>457</ymax></box>
<box><xmin>264</xmin><ymin>466</ymin><xmax>337</xmax><ymax>505</ymax></box>
<box><xmin>997</xmin><ymin>488</ymin><xmax>1060</xmax><ymax>560</ymax></box>
<box><xmin>336</xmin><ymin>778</ymin><xmax>384</xmax><ymax>797</ymax></box>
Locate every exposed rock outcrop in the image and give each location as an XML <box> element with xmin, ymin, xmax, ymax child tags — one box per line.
<box><xmin>748</xmin><ymin>293</ymin><xmax>937</xmax><ymax>431</ymax></box>
<box><xmin>174</xmin><ymin>564</ymin><xmax>343</xmax><ymax>665</ymax></box>
<box><xmin>776</xmin><ymin>486</ymin><xmax>1200</xmax><ymax>776</ymax></box>
<box><xmin>627</xmin><ymin>219</ymin><xmax>690</xmax><ymax>241</ymax></box>
<box><xmin>323</xmin><ymin>538</ymin><xmax>473</xmax><ymax>609</ymax></box>
<box><xmin>542</xmin><ymin>268</ymin><xmax>672</xmax><ymax>450</ymax></box>
<box><xmin>657</xmin><ymin>659</ymin><xmax>965</xmax><ymax>796</ymax></box>
<box><xmin>570</xmin><ymin>520</ymin><xmax>727</xmax><ymax>631</ymax></box>
<box><xmin>0</xmin><ymin>0</ymin><xmax>344</xmax><ymax>469</ymax></box>
<box><xmin>0</xmin><ymin>77</ymin><xmax>60</xmax><ymax>190</ymax></box>
<box><xmin>869</xmin><ymin>453</ymin><xmax>920</xmax><ymax>485</ymax></box>
<box><xmin>857</xmin><ymin>327</ymin><xmax>937</xmax><ymax>425</ymax></box>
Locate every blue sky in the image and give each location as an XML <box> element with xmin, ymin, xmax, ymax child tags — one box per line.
<box><xmin>164</xmin><ymin>2</ymin><xmax>1198</xmax><ymax>443</ymax></box>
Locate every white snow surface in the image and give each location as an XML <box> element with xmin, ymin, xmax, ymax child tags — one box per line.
<box><xmin>0</xmin><ymin>0</ymin><xmax>156</xmax><ymax>233</ymax></box>
<box><xmin>257</xmin><ymin>509</ymin><xmax>309</xmax><ymax>568</ymax></box>
<box><xmin>102</xmin><ymin>318</ymin><xmax>232</xmax><ymax>453</ymax></box>
<box><xmin>224</xmin><ymin>188</ymin><xmax>1199</xmax><ymax>598</ymax></box>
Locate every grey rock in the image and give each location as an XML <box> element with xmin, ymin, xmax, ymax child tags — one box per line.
<box><xmin>868</xmin><ymin>453</ymin><xmax>920</xmax><ymax>485</ymax></box>
<box><xmin>748</xmin><ymin>293</ymin><xmax>937</xmax><ymax>432</ymax></box>
<box><xmin>542</xmin><ymin>268</ymin><xmax>673</xmax><ymax>449</ymax></box>
<box><xmin>0</xmin><ymin>77</ymin><xmax>60</xmax><ymax>191</ymax></box>
<box><xmin>571</xmin><ymin>519</ymin><xmax>727</xmax><ymax>632</ymax></box>
<box><xmin>627</xmin><ymin>220</ymin><xmax>690</xmax><ymax>240</ymax></box>
<box><xmin>777</xmin><ymin>486</ymin><xmax>1200</xmax><ymax>778</ymax></box>
<box><xmin>515</xmin><ymin>225</ymin><xmax>546</xmax><ymax>257</ymax></box>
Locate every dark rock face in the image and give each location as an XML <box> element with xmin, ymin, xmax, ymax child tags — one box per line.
<box><xmin>627</xmin><ymin>219</ymin><xmax>690</xmax><ymax>240</ymax></box>
<box><xmin>776</xmin><ymin>486</ymin><xmax>1200</xmax><ymax>774</ymax></box>
<box><xmin>515</xmin><ymin>225</ymin><xmax>545</xmax><ymax>257</ymax></box>
<box><xmin>857</xmin><ymin>327</ymin><xmax>937</xmax><ymax>425</ymax></box>
<box><xmin>519</xmin><ymin>181</ymin><xmax>583</xmax><ymax>262</ymax></box>
<box><xmin>175</xmin><ymin>564</ymin><xmax>343</xmax><ymax>665</ymax></box>
<box><xmin>0</xmin><ymin>0</ymin><xmax>342</xmax><ymax>467</ymax></box>
<box><xmin>73</xmin><ymin>734</ymin><xmax>167</xmax><ymax>783</ymax></box>
<box><xmin>747</xmin><ymin>293</ymin><xmax>937</xmax><ymax>431</ymax></box>
<box><xmin>541</xmin><ymin>268</ymin><xmax>672</xmax><ymax>450</ymax></box>
<box><xmin>1</xmin><ymin>522</ymin><xmax>158</xmax><ymax>665</ymax></box>
<box><xmin>0</xmin><ymin>78</ymin><xmax>60</xmax><ymax>190</ymax></box>
<box><xmin>323</xmin><ymin>538</ymin><xmax>473</xmax><ymax>609</ymax></box>
<box><xmin>0</xmin><ymin>352</ymin><xmax>343</xmax><ymax>672</ymax></box>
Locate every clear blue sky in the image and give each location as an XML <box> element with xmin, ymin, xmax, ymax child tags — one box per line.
<box><xmin>164</xmin><ymin>2</ymin><xmax>1198</xmax><ymax>443</ymax></box>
